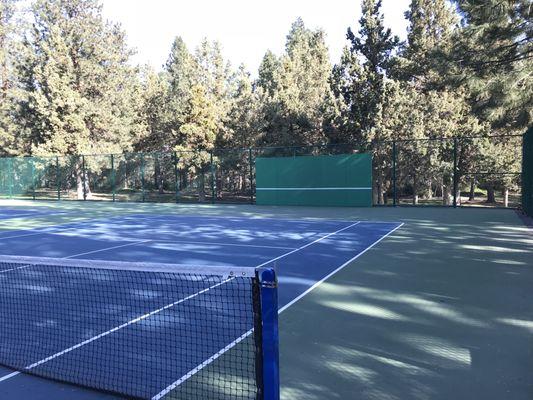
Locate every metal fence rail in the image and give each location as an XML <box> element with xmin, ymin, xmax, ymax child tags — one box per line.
<box><xmin>0</xmin><ymin>134</ymin><xmax>525</xmax><ymax>209</ymax></box>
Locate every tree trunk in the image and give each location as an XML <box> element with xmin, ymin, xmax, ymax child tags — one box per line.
<box><xmin>469</xmin><ymin>179</ymin><xmax>475</xmax><ymax>201</ymax></box>
<box><xmin>377</xmin><ymin>179</ymin><xmax>384</xmax><ymax>205</ymax></box>
<box><xmin>442</xmin><ymin>183</ymin><xmax>453</xmax><ymax>206</ymax></box>
<box><xmin>502</xmin><ymin>188</ymin><xmax>509</xmax><ymax>208</ymax></box>
<box><xmin>76</xmin><ymin>167</ymin><xmax>90</xmax><ymax>200</ymax></box>
<box><xmin>487</xmin><ymin>186</ymin><xmax>496</xmax><ymax>203</ymax></box>
<box><xmin>198</xmin><ymin>172</ymin><xmax>205</xmax><ymax>202</ymax></box>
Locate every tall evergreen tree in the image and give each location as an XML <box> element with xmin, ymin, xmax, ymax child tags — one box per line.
<box><xmin>333</xmin><ymin>0</ymin><xmax>399</xmax><ymax>203</ymax></box>
<box><xmin>345</xmin><ymin>0</ymin><xmax>399</xmax><ymax>136</ymax></box>
<box><xmin>161</xmin><ymin>36</ymin><xmax>197</xmax><ymax>147</ymax></box>
<box><xmin>18</xmin><ymin>0</ymin><xmax>143</xmax><ymax>197</ymax></box>
<box><xmin>442</xmin><ymin>0</ymin><xmax>532</xmax><ymax>130</ymax></box>
<box><xmin>400</xmin><ymin>0</ymin><xmax>457</xmax><ymax>85</ymax></box>
<box><xmin>257</xmin><ymin>18</ymin><xmax>333</xmax><ymax>147</ymax></box>
<box><xmin>0</xmin><ymin>0</ymin><xmax>19</xmax><ymax>155</ymax></box>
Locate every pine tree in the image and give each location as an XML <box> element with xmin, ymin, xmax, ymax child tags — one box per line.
<box><xmin>335</xmin><ymin>0</ymin><xmax>399</xmax><ymax>203</ymax></box>
<box><xmin>161</xmin><ymin>36</ymin><xmax>197</xmax><ymax>148</ymax></box>
<box><xmin>135</xmin><ymin>66</ymin><xmax>168</xmax><ymax>151</ymax></box>
<box><xmin>18</xmin><ymin>0</ymin><xmax>143</xmax><ymax>198</ymax></box>
<box><xmin>175</xmin><ymin>84</ymin><xmax>218</xmax><ymax>201</ymax></box>
<box><xmin>256</xmin><ymin>18</ymin><xmax>333</xmax><ymax>147</ymax></box>
<box><xmin>442</xmin><ymin>0</ymin><xmax>532</xmax><ymax>130</ymax></box>
<box><xmin>345</xmin><ymin>0</ymin><xmax>400</xmax><ymax>136</ymax></box>
<box><xmin>400</xmin><ymin>0</ymin><xmax>457</xmax><ymax>86</ymax></box>
<box><xmin>0</xmin><ymin>0</ymin><xmax>19</xmax><ymax>155</ymax></box>
<box><xmin>257</xmin><ymin>50</ymin><xmax>281</xmax><ymax>97</ymax></box>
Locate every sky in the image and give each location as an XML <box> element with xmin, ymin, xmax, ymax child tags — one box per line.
<box><xmin>101</xmin><ymin>0</ymin><xmax>411</xmax><ymax>74</ymax></box>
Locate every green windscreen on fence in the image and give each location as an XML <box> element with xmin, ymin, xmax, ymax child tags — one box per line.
<box><xmin>523</xmin><ymin>126</ymin><xmax>533</xmax><ymax>217</ymax></box>
<box><xmin>255</xmin><ymin>153</ymin><xmax>372</xmax><ymax>207</ymax></box>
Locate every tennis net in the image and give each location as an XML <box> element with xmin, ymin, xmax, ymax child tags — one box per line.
<box><xmin>0</xmin><ymin>255</ymin><xmax>279</xmax><ymax>400</ymax></box>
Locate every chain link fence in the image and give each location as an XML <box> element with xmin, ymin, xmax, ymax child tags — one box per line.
<box><xmin>0</xmin><ymin>134</ymin><xmax>525</xmax><ymax>209</ymax></box>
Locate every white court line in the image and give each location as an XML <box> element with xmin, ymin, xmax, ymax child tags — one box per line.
<box><xmin>0</xmin><ymin>220</ymin><xmax>400</xmax><ymax>394</ymax></box>
<box><xmin>153</xmin><ymin>222</ymin><xmax>405</xmax><ymax>400</ymax></box>
<box><xmin>278</xmin><ymin>223</ymin><xmax>404</xmax><ymax>313</ymax></box>
<box><xmin>25</xmin><ymin>278</ymin><xmax>234</xmax><ymax>371</ymax></box>
<box><xmin>0</xmin><ymin>220</ymin><xmax>362</xmax><ymax>386</ymax></box>
<box><xmin>255</xmin><ymin>221</ymin><xmax>361</xmax><ymax>268</ymax></box>
<box><xmin>0</xmin><ymin>240</ymin><xmax>151</xmax><ymax>274</ymax></box>
<box><xmin>1</xmin><ymin>277</ymin><xmax>234</xmax><ymax>382</ymax></box>
<box><xmin>0</xmin><ymin>238</ymin><xmax>152</xmax><ymax>380</ymax></box>
<box><xmin>0</xmin><ymin>212</ymin><xmax>159</xmax><ymax>241</ymax></box>
<box><xmin>153</xmin><ymin>240</ymin><xmax>295</xmax><ymax>251</ymax></box>
<box><xmin>152</xmin><ymin>220</ymin><xmax>367</xmax><ymax>399</ymax></box>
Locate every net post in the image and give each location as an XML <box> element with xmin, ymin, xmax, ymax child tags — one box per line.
<box><xmin>249</xmin><ymin>148</ymin><xmax>254</xmax><ymax>204</ymax></box>
<box><xmin>173</xmin><ymin>151</ymin><xmax>179</xmax><ymax>203</ymax></box>
<box><xmin>56</xmin><ymin>156</ymin><xmax>60</xmax><ymax>200</ymax></box>
<box><xmin>110</xmin><ymin>154</ymin><xmax>116</xmax><ymax>202</ymax></box>
<box><xmin>257</xmin><ymin>268</ymin><xmax>280</xmax><ymax>400</ymax></box>
<box><xmin>210</xmin><ymin>151</ymin><xmax>215</xmax><ymax>204</ymax></box>
<box><xmin>453</xmin><ymin>137</ymin><xmax>458</xmax><ymax>208</ymax></box>
<box><xmin>82</xmin><ymin>155</ymin><xmax>87</xmax><ymax>201</ymax></box>
<box><xmin>392</xmin><ymin>140</ymin><xmax>397</xmax><ymax>207</ymax></box>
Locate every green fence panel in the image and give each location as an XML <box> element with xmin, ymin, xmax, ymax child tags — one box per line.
<box><xmin>523</xmin><ymin>126</ymin><xmax>533</xmax><ymax>217</ymax></box>
<box><xmin>256</xmin><ymin>153</ymin><xmax>372</xmax><ymax>207</ymax></box>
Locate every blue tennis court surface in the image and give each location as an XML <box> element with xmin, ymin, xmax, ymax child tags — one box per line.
<box><xmin>0</xmin><ymin>214</ymin><xmax>402</xmax><ymax>399</ymax></box>
<box><xmin>0</xmin><ymin>208</ymin><xmax>66</xmax><ymax>220</ymax></box>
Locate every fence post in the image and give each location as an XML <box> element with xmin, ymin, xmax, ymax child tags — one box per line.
<box><xmin>82</xmin><ymin>155</ymin><xmax>87</xmax><ymax>201</ymax></box>
<box><xmin>173</xmin><ymin>152</ymin><xmax>179</xmax><ymax>203</ymax></box>
<box><xmin>8</xmin><ymin>158</ymin><xmax>13</xmax><ymax>198</ymax></box>
<box><xmin>210</xmin><ymin>151</ymin><xmax>215</xmax><ymax>204</ymax></box>
<box><xmin>31</xmin><ymin>159</ymin><xmax>36</xmax><ymax>200</ymax></box>
<box><xmin>453</xmin><ymin>137</ymin><xmax>458</xmax><ymax>208</ymax></box>
<box><xmin>249</xmin><ymin>148</ymin><xmax>254</xmax><ymax>205</ymax></box>
<box><xmin>56</xmin><ymin>156</ymin><xmax>60</xmax><ymax>201</ymax></box>
<box><xmin>141</xmin><ymin>153</ymin><xmax>145</xmax><ymax>202</ymax></box>
<box><xmin>111</xmin><ymin>154</ymin><xmax>115</xmax><ymax>202</ymax></box>
<box><xmin>392</xmin><ymin>141</ymin><xmax>397</xmax><ymax>207</ymax></box>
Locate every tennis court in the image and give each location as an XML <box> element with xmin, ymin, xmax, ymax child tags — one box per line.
<box><xmin>0</xmin><ymin>201</ymin><xmax>531</xmax><ymax>400</ymax></box>
<box><xmin>0</xmin><ymin>205</ymin><xmax>401</xmax><ymax>399</ymax></box>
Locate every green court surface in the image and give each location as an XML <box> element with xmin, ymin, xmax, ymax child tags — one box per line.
<box><xmin>0</xmin><ymin>200</ymin><xmax>531</xmax><ymax>400</ymax></box>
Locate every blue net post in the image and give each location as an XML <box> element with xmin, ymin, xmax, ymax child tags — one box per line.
<box><xmin>258</xmin><ymin>268</ymin><xmax>280</xmax><ymax>400</ymax></box>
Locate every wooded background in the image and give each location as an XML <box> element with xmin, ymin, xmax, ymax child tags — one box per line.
<box><xmin>0</xmin><ymin>0</ymin><xmax>531</xmax><ymax>206</ymax></box>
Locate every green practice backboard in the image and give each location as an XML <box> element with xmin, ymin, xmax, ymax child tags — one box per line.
<box><xmin>255</xmin><ymin>153</ymin><xmax>372</xmax><ymax>207</ymax></box>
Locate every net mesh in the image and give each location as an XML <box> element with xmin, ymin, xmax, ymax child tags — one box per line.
<box><xmin>0</xmin><ymin>257</ymin><xmax>262</xmax><ymax>400</ymax></box>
